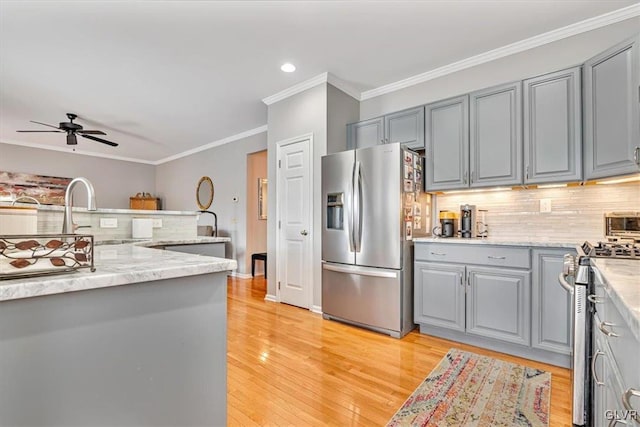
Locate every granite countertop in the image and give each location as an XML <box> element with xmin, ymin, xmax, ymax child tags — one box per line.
<box><xmin>0</xmin><ymin>242</ymin><xmax>237</xmax><ymax>302</ymax></box>
<box><xmin>592</xmin><ymin>258</ymin><xmax>640</xmax><ymax>341</ymax></box>
<box><xmin>95</xmin><ymin>236</ymin><xmax>231</xmax><ymax>246</ymax></box>
<box><xmin>413</xmin><ymin>237</ymin><xmax>577</xmax><ymax>248</ymax></box>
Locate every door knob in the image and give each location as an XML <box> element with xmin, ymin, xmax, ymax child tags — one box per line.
<box><xmin>300</xmin><ymin>230</ymin><xmax>308</xmax><ymax>236</ymax></box>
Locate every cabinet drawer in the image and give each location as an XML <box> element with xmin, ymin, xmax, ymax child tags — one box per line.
<box><xmin>595</xmin><ymin>289</ymin><xmax>640</xmax><ymax>395</ymax></box>
<box><xmin>415</xmin><ymin>243</ymin><xmax>530</xmax><ymax>268</ymax></box>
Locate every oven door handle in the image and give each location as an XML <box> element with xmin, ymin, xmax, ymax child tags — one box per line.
<box><xmin>558</xmin><ymin>273</ymin><xmax>574</xmax><ymax>294</ymax></box>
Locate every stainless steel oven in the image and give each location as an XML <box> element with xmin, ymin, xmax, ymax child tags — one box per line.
<box><xmin>560</xmin><ymin>241</ymin><xmax>640</xmax><ymax>426</ymax></box>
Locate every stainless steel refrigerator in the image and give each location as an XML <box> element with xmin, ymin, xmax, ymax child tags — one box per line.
<box><xmin>321</xmin><ymin>143</ymin><xmax>427</xmax><ymax>338</ymax></box>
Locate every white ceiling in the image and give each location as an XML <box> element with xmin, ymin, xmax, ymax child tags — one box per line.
<box><xmin>1</xmin><ymin>1</ymin><xmax>638</xmax><ymax>163</ymax></box>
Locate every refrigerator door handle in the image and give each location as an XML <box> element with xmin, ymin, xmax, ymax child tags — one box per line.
<box><xmin>353</xmin><ymin>161</ymin><xmax>363</xmax><ymax>253</ymax></box>
<box><xmin>347</xmin><ymin>161</ymin><xmax>356</xmax><ymax>252</ymax></box>
<box><xmin>322</xmin><ymin>262</ymin><xmax>398</xmax><ymax>279</ymax></box>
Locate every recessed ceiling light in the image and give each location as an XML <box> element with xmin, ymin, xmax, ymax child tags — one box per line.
<box><xmin>280</xmin><ymin>63</ymin><xmax>296</xmax><ymax>73</ymax></box>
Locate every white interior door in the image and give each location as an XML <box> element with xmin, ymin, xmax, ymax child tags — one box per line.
<box><xmin>277</xmin><ymin>137</ymin><xmax>312</xmax><ymax>309</ymax></box>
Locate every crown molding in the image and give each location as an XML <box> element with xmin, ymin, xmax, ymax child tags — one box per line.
<box><xmin>262</xmin><ymin>72</ymin><xmax>329</xmax><ymax>105</ymax></box>
<box><xmin>0</xmin><ymin>139</ymin><xmax>156</xmax><ymax>165</ymax></box>
<box><xmin>360</xmin><ymin>3</ymin><xmax>640</xmax><ymax>100</ymax></box>
<box><xmin>154</xmin><ymin>124</ymin><xmax>268</xmax><ymax>165</ymax></box>
<box><xmin>326</xmin><ymin>73</ymin><xmax>361</xmax><ymax>101</ymax></box>
<box><xmin>262</xmin><ymin>71</ymin><xmax>361</xmax><ymax>106</ymax></box>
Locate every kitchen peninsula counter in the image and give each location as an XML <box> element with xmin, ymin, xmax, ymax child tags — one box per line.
<box><xmin>0</xmin><ymin>240</ymin><xmax>235</xmax><ymax>426</ymax></box>
<box><xmin>0</xmin><ymin>240</ymin><xmax>236</xmax><ymax>302</ymax></box>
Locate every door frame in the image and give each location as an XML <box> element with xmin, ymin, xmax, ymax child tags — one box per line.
<box><xmin>275</xmin><ymin>133</ymin><xmax>314</xmax><ymax>309</ymax></box>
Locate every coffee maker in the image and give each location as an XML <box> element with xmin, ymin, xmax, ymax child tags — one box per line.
<box><xmin>460</xmin><ymin>204</ymin><xmax>477</xmax><ymax>238</ymax></box>
<box><xmin>434</xmin><ymin>211</ymin><xmax>458</xmax><ymax>238</ymax></box>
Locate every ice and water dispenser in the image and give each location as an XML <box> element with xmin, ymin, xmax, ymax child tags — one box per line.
<box><xmin>326</xmin><ymin>193</ymin><xmax>344</xmax><ymax>230</ymax></box>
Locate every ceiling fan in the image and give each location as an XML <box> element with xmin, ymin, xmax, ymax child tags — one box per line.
<box><xmin>16</xmin><ymin>113</ymin><xmax>118</xmax><ymax>147</ymax></box>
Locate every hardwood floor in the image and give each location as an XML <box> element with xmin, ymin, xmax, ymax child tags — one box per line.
<box><xmin>227</xmin><ymin>276</ymin><xmax>572</xmax><ymax>426</ymax></box>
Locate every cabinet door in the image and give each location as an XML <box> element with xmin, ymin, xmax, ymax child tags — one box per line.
<box><xmin>414</xmin><ymin>261</ymin><xmax>465</xmax><ymax>332</ymax></box>
<box><xmin>347</xmin><ymin>117</ymin><xmax>384</xmax><ymax>150</ymax></box>
<box><xmin>524</xmin><ymin>67</ymin><xmax>582</xmax><ymax>184</ymax></box>
<box><xmin>384</xmin><ymin>106</ymin><xmax>425</xmax><ymax>150</ymax></box>
<box><xmin>466</xmin><ymin>266</ymin><xmax>530</xmax><ymax>345</ymax></box>
<box><xmin>424</xmin><ymin>95</ymin><xmax>469</xmax><ymax>191</ymax></box>
<box><xmin>584</xmin><ymin>34</ymin><xmax>640</xmax><ymax>180</ymax></box>
<box><xmin>470</xmin><ymin>82</ymin><xmax>523</xmax><ymax>187</ymax></box>
<box><xmin>531</xmin><ymin>249</ymin><xmax>573</xmax><ymax>355</ymax></box>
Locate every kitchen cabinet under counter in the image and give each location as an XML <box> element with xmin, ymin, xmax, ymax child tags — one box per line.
<box><xmin>414</xmin><ymin>239</ymin><xmax>575</xmax><ymax>367</ymax></box>
<box><xmin>0</xmin><ymin>244</ymin><xmax>236</xmax><ymax>426</ymax></box>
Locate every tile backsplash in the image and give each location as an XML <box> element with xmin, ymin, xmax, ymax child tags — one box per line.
<box><xmin>435</xmin><ymin>182</ymin><xmax>639</xmax><ymax>242</ymax></box>
<box><xmin>36</xmin><ymin>208</ymin><xmax>198</xmax><ymax>241</ymax></box>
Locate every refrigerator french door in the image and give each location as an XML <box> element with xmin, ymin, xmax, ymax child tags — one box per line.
<box><xmin>321</xmin><ymin>143</ymin><xmax>420</xmax><ymax>338</ymax></box>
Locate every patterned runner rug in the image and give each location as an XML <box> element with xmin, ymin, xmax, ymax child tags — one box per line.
<box><xmin>387</xmin><ymin>348</ymin><xmax>551</xmax><ymax>427</ymax></box>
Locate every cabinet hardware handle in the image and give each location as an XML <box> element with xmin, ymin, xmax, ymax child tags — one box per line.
<box><xmin>463</xmin><ymin>171</ymin><xmax>468</xmax><ymax>184</ymax></box>
<box><xmin>591</xmin><ymin>349</ymin><xmax>605</xmax><ymax>386</ymax></box>
<box><xmin>487</xmin><ymin>255</ymin><xmax>506</xmax><ymax>260</ymax></box>
<box><xmin>598</xmin><ymin>320</ymin><xmax>619</xmax><ymax>337</ymax></box>
<box><xmin>622</xmin><ymin>388</ymin><xmax>640</xmax><ymax>424</ymax></box>
<box><xmin>635</xmin><ymin>146</ymin><xmax>639</xmax><ymax>165</ymax></box>
<box><xmin>525</xmin><ymin>165</ymin><xmax>529</xmax><ymax>181</ymax></box>
<box><xmin>471</xmin><ymin>171</ymin><xmax>475</xmax><ymax>183</ymax></box>
<box><xmin>430</xmin><ymin>252</ymin><xmax>446</xmax><ymax>256</ymax></box>
<box><xmin>587</xmin><ymin>295</ymin><xmax>604</xmax><ymax>304</ymax></box>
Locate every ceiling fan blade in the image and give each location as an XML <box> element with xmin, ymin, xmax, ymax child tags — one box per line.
<box><xmin>30</xmin><ymin>120</ymin><xmax>61</xmax><ymax>130</ymax></box>
<box><xmin>77</xmin><ymin>130</ymin><xmax>107</xmax><ymax>135</ymax></box>
<box><xmin>81</xmin><ymin>134</ymin><xmax>118</xmax><ymax>147</ymax></box>
<box><xmin>16</xmin><ymin>130</ymin><xmax>64</xmax><ymax>133</ymax></box>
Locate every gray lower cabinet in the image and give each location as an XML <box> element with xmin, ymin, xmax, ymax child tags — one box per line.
<box><xmin>414</xmin><ymin>261</ymin><xmax>465</xmax><ymax>332</ymax></box>
<box><xmin>469</xmin><ymin>81</ymin><xmax>523</xmax><ymax>188</ymax></box>
<box><xmin>584</xmin><ymin>34</ymin><xmax>640</xmax><ymax>180</ymax></box>
<box><xmin>347</xmin><ymin>107</ymin><xmax>424</xmax><ymax>151</ymax></box>
<box><xmin>424</xmin><ymin>95</ymin><xmax>469</xmax><ymax>191</ymax></box>
<box><xmin>414</xmin><ymin>242</ymin><xmax>574</xmax><ymax>367</ymax></box>
<box><xmin>164</xmin><ymin>243</ymin><xmax>226</xmax><ymax>258</ymax></box>
<box><xmin>531</xmin><ymin>249</ymin><xmax>573</xmax><ymax>355</ymax></box>
<box><xmin>466</xmin><ymin>266</ymin><xmax>530</xmax><ymax>346</ymax></box>
<box><xmin>414</xmin><ymin>245</ymin><xmax>531</xmax><ymax>347</ymax></box>
<box><xmin>524</xmin><ymin>67</ymin><xmax>582</xmax><ymax>184</ymax></box>
<box><xmin>347</xmin><ymin>117</ymin><xmax>384</xmax><ymax>149</ymax></box>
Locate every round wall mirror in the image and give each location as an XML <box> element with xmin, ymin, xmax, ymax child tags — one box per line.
<box><xmin>196</xmin><ymin>176</ymin><xmax>214</xmax><ymax>210</ymax></box>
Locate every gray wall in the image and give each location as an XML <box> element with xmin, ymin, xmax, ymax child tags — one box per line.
<box><xmin>0</xmin><ymin>143</ymin><xmax>155</xmax><ymax>208</ymax></box>
<box><xmin>155</xmin><ymin>131</ymin><xmax>267</xmax><ymax>275</ymax></box>
<box><xmin>327</xmin><ymin>83</ymin><xmax>360</xmax><ymax>155</ymax></box>
<box><xmin>361</xmin><ymin>19</ymin><xmax>640</xmax><ymax>119</ymax></box>
<box><xmin>267</xmin><ymin>83</ymin><xmax>327</xmax><ymax>308</ymax></box>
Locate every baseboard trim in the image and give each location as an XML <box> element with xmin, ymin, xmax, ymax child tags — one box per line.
<box><xmin>310</xmin><ymin>305</ymin><xmax>323</xmax><ymax>314</ymax></box>
<box><xmin>264</xmin><ymin>294</ymin><xmax>278</xmax><ymax>303</ymax></box>
<box><xmin>229</xmin><ymin>272</ymin><xmax>253</xmax><ymax>279</ymax></box>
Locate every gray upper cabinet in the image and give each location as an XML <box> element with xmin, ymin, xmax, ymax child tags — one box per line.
<box><xmin>470</xmin><ymin>81</ymin><xmax>523</xmax><ymax>188</ymax></box>
<box><xmin>347</xmin><ymin>107</ymin><xmax>425</xmax><ymax>151</ymax></box>
<box><xmin>531</xmin><ymin>249</ymin><xmax>573</xmax><ymax>355</ymax></box>
<box><xmin>425</xmin><ymin>95</ymin><xmax>469</xmax><ymax>191</ymax></box>
<box><xmin>524</xmin><ymin>67</ymin><xmax>582</xmax><ymax>184</ymax></box>
<box><xmin>384</xmin><ymin>106</ymin><xmax>425</xmax><ymax>150</ymax></box>
<box><xmin>347</xmin><ymin>117</ymin><xmax>384</xmax><ymax>150</ymax></box>
<box><xmin>584</xmin><ymin>34</ymin><xmax>640</xmax><ymax>180</ymax></box>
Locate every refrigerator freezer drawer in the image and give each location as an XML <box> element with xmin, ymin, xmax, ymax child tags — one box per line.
<box><xmin>322</xmin><ymin>262</ymin><xmax>402</xmax><ymax>337</ymax></box>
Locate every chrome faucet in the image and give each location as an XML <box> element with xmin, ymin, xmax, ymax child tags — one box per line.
<box><xmin>62</xmin><ymin>177</ymin><xmax>97</xmax><ymax>234</ymax></box>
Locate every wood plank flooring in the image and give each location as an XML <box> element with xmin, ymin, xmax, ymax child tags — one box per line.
<box><xmin>227</xmin><ymin>276</ymin><xmax>572</xmax><ymax>426</ymax></box>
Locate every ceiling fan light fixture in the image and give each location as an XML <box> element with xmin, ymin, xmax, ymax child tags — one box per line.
<box><xmin>66</xmin><ymin>133</ymin><xmax>78</xmax><ymax>145</ymax></box>
<box><xmin>280</xmin><ymin>63</ymin><xmax>296</xmax><ymax>73</ymax></box>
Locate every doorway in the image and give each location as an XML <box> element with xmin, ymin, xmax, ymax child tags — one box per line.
<box><xmin>245</xmin><ymin>150</ymin><xmax>268</xmax><ymax>278</ymax></box>
<box><xmin>276</xmin><ymin>135</ymin><xmax>312</xmax><ymax>309</ymax></box>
